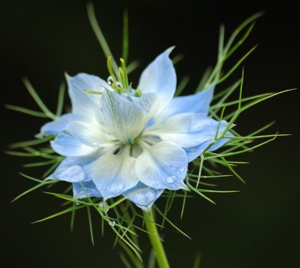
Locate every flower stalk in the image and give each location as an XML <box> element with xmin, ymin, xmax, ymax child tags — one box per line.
<box><xmin>144</xmin><ymin>209</ymin><xmax>170</xmax><ymax>268</ymax></box>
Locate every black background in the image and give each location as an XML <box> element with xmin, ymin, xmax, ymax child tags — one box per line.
<box><xmin>1</xmin><ymin>0</ymin><xmax>299</xmax><ymax>267</ymax></box>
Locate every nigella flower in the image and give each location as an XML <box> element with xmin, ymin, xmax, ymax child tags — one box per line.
<box><xmin>40</xmin><ymin>47</ymin><xmax>231</xmax><ymax>211</ymax></box>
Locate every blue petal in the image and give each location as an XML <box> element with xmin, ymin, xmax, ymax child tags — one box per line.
<box><xmin>38</xmin><ymin>113</ymin><xmax>85</xmax><ymax>137</ymax></box>
<box><xmin>51</xmin><ymin>132</ymin><xmax>98</xmax><ymax>156</ymax></box>
<box><xmin>123</xmin><ymin>182</ymin><xmax>164</xmax><ymax>211</ymax></box>
<box><xmin>73</xmin><ymin>180</ymin><xmax>101</xmax><ymax>199</ymax></box>
<box><xmin>166</xmin><ymin>84</ymin><xmax>214</xmax><ymax>116</ymax></box>
<box><xmin>39</xmin><ymin>73</ymin><xmax>106</xmax><ymax>137</ymax></box>
<box><xmin>50</xmin><ymin>164</ymin><xmax>85</xmax><ymax>182</ymax></box>
<box><xmin>136</xmin><ymin>141</ymin><xmax>188</xmax><ymax>190</ymax></box>
<box><xmin>91</xmin><ymin>150</ymin><xmax>139</xmax><ymax>200</ymax></box>
<box><xmin>208</xmin><ymin>131</ymin><xmax>234</xmax><ymax>152</ymax></box>
<box><xmin>183</xmin><ymin>120</ymin><xmax>231</xmax><ymax>161</ymax></box>
<box><xmin>152</xmin><ymin>113</ymin><xmax>224</xmax><ymax>148</ymax></box>
<box><xmin>155</xmin><ymin>84</ymin><xmax>214</xmax><ymax>124</ymax></box>
<box><xmin>137</xmin><ymin>47</ymin><xmax>176</xmax><ymax>114</ymax></box>
<box><xmin>184</xmin><ymin>141</ymin><xmax>212</xmax><ymax>162</ymax></box>
<box><xmin>47</xmin><ymin>151</ymin><xmax>102</xmax><ymax>182</ymax></box>
<box><xmin>66</xmin><ymin>73</ymin><xmax>107</xmax><ymax>114</ymax></box>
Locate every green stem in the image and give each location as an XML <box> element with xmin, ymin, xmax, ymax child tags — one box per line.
<box><xmin>144</xmin><ymin>209</ymin><xmax>170</xmax><ymax>268</ymax></box>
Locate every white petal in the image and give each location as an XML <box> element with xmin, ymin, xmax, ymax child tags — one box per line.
<box><xmin>91</xmin><ymin>150</ymin><xmax>139</xmax><ymax>200</ymax></box>
<box><xmin>136</xmin><ymin>141</ymin><xmax>188</xmax><ymax>190</ymax></box>
<box><xmin>137</xmin><ymin>47</ymin><xmax>176</xmax><ymax>114</ymax></box>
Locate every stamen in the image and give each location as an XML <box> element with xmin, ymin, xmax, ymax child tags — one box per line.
<box><xmin>107</xmin><ymin>76</ymin><xmax>114</xmax><ymax>85</ymax></box>
<box><xmin>120</xmin><ymin>58</ymin><xmax>129</xmax><ymax>88</ymax></box>
<box><xmin>135</xmin><ymin>88</ymin><xmax>142</xmax><ymax>97</ymax></box>
<box><xmin>105</xmin><ymin>56</ymin><xmax>142</xmax><ymax>97</ymax></box>
<box><xmin>116</xmin><ymin>82</ymin><xmax>123</xmax><ymax>88</ymax></box>
<box><xmin>84</xmin><ymin>89</ymin><xmax>102</xmax><ymax>95</ymax></box>
<box><xmin>107</xmin><ymin>56</ymin><xmax>117</xmax><ymax>82</ymax></box>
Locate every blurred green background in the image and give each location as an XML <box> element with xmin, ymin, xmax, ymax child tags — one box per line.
<box><xmin>1</xmin><ymin>0</ymin><xmax>299</xmax><ymax>267</ymax></box>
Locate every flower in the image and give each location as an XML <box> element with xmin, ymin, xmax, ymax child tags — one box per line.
<box><xmin>40</xmin><ymin>47</ymin><xmax>231</xmax><ymax>211</ymax></box>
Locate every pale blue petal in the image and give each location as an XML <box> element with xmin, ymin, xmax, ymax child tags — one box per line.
<box><xmin>137</xmin><ymin>47</ymin><xmax>176</xmax><ymax>114</ymax></box>
<box><xmin>162</xmin><ymin>84</ymin><xmax>214</xmax><ymax>118</ymax></box>
<box><xmin>131</xmin><ymin>92</ymin><xmax>160</xmax><ymax>121</ymax></box>
<box><xmin>183</xmin><ymin>120</ymin><xmax>231</xmax><ymax>161</ymax></box>
<box><xmin>184</xmin><ymin>141</ymin><xmax>212</xmax><ymax>162</ymax></box>
<box><xmin>47</xmin><ymin>151</ymin><xmax>104</xmax><ymax>198</ymax></box>
<box><xmin>38</xmin><ymin>113</ymin><xmax>85</xmax><ymax>137</ymax></box>
<box><xmin>208</xmin><ymin>131</ymin><xmax>234</xmax><ymax>152</ymax></box>
<box><xmin>40</xmin><ymin>73</ymin><xmax>105</xmax><ymax>137</ymax></box>
<box><xmin>123</xmin><ymin>182</ymin><xmax>164</xmax><ymax>211</ymax></box>
<box><xmin>73</xmin><ymin>180</ymin><xmax>101</xmax><ymax>199</ymax></box>
<box><xmin>62</xmin><ymin>121</ymin><xmax>114</xmax><ymax>148</ymax></box>
<box><xmin>151</xmin><ymin>85</ymin><xmax>215</xmax><ymax>128</ymax></box>
<box><xmin>66</xmin><ymin>73</ymin><xmax>108</xmax><ymax>114</ymax></box>
<box><xmin>46</xmin><ymin>152</ymin><xmax>101</xmax><ymax>183</ymax></box>
<box><xmin>154</xmin><ymin>113</ymin><xmax>228</xmax><ymax>148</ymax></box>
<box><xmin>96</xmin><ymin>90</ymin><xmax>152</xmax><ymax>144</ymax></box>
<box><xmin>51</xmin><ymin>132</ymin><xmax>98</xmax><ymax>156</ymax></box>
<box><xmin>91</xmin><ymin>152</ymin><xmax>139</xmax><ymax>200</ymax></box>
<box><xmin>136</xmin><ymin>141</ymin><xmax>188</xmax><ymax>190</ymax></box>
<box><xmin>50</xmin><ymin>164</ymin><xmax>85</xmax><ymax>182</ymax></box>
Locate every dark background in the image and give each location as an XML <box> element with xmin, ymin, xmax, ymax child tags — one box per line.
<box><xmin>1</xmin><ymin>0</ymin><xmax>299</xmax><ymax>267</ymax></box>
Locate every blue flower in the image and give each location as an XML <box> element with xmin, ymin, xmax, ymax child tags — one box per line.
<box><xmin>40</xmin><ymin>48</ymin><xmax>231</xmax><ymax>211</ymax></box>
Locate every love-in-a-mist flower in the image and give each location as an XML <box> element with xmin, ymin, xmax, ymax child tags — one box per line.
<box><xmin>40</xmin><ymin>47</ymin><xmax>231</xmax><ymax>211</ymax></box>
